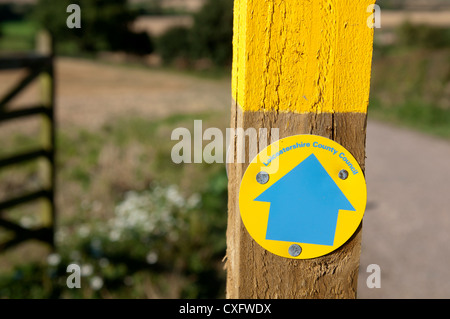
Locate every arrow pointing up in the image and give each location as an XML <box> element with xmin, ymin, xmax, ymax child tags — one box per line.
<box><xmin>255</xmin><ymin>154</ymin><xmax>355</xmax><ymax>246</ymax></box>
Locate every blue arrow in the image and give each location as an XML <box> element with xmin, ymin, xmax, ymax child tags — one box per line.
<box><xmin>255</xmin><ymin>154</ymin><xmax>355</xmax><ymax>246</ymax></box>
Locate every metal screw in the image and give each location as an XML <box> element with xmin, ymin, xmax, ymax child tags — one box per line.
<box><xmin>288</xmin><ymin>244</ymin><xmax>302</xmax><ymax>257</ymax></box>
<box><xmin>256</xmin><ymin>171</ymin><xmax>270</xmax><ymax>184</ymax></box>
<box><xmin>338</xmin><ymin>169</ymin><xmax>349</xmax><ymax>180</ymax></box>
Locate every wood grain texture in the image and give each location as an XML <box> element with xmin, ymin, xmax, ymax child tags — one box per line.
<box><xmin>226</xmin><ymin>102</ymin><xmax>367</xmax><ymax>299</ymax></box>
<box><xmin>227</xmin><ymin>0</ymin><xmax>374</xmax><ymax>298</ymax></box>
<box><xmin>232</xmin><ymin>0</ymin><xmax>376</xmax><ymax>114</ymax></box>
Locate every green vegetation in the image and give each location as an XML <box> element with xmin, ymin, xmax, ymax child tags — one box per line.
<box><xmin>31</xmin><ymin>0</ymin><xmax>153</xmax><ymax>55</ymax></box>
<box><xmin>156</xmin><ymin>26</ymin><xmax>191</xmax><ymax>65</ymax></box>
<box><xmin>0</xmin><ymin>0</ymin><xmax>233</xmax><ymax>66</ymax></box>
<box><xmin>189</xmin><ymin>0</ymin><xmax>234</xmax><ymax>66</ymax></box>
<box><xmin>396</xmin><ymin>22</ymin><xmax>450</xmax><ymax>49</ymax></box>
<box><xmin>0</xmin><ymin>20</ymin><xmax>37</xmax><ymax>52</ymax></box>
<box><xmin>370</xmin><ymin>99</ymin><xmax>450</xmax><ymax>138</ymax></box>
<box><xmin>375</xmin><ymin>0</ymin><xmax>408</xmax><ymax>10</ymax></box>
<box><xmin>369</xmin><ymin>23</ymin><xmax>450</xmax><ymax>139</ymax></box>
<box><xmin>0</xmin><ymin>112</ymin><xmax>228</xmax><ymax>298</ymax></box>
<box><xmin>129</xmin><ymin>0</ymin><xmax>192</xmax><ymax>16</ymax></box>
<box><xmin>156</xmin><ymin>0</ymin><xmax>233</xmax><ymax>67</ymax></box>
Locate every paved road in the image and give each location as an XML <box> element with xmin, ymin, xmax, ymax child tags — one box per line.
<box><xmin>358</xmin><ymin>120</ymin><xmax>450</xmax><ymax>299</ymax></box>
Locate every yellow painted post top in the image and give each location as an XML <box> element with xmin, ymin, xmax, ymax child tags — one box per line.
<box><xmin>232</xmin><ymin>0</ymin><xmax>376</xmax><ymax>114</ymax></box>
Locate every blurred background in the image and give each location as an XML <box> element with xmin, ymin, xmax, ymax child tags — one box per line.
<box><xmin>0</xmin><ymin>0</ymin><xmax>449</xmax><ymax>298</ymax></box>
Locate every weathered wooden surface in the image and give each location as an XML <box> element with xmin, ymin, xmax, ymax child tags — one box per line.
<box><xmin>226</xmin><ymin>0</ymin><xmax>375</xmax><ymax>299</ymax></box>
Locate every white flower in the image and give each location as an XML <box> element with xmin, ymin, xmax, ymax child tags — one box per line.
<box><xmin>77</xmin><ymin>225</ymin><xmax>90</xmax><ymax>238</ymax></box>
<box><xmin>166</xmin><ymin>185</ymin><xmax>185</xmax><ymax>207</ymax></box>
<box><xmin>109</xmin><ymin>229</ymin><xmax>121</xmax><ymax>242</ymax></box>
<box><xmin>109</xmin><ymin>184</ymin><xmax>195</xmax><ymax>241</ymax></box>
<box><xmin>19</xmin><ymin>216</ymin><xmax>34</xmax><ymax>228</ymax></box>
<box><xmin>55</xmin><ymin>229</ymin><xmax>67</xmax><ymax>244</ymax></box>
<box><xmin>90</xmin><ymin>276</ymin><xmax>104</xmax><ymax>290</ymax></box>
<box><xmin>81</xmin><ymin>264</ymin><xmax>93</xmax><ymax>276</ymax></box>
<box><xmin>146</xmin><ymin>252</ymin><xmax>158</xmax><ymax>265</ymax></box>
<box><xmin>187</xmin><ymin>193</ymin><xmax>201</xmax><ymax>209</ymax></box>
<box><xmin>47</xmin><ymin>253</ymin><xmax>61</xmax><ymax>266</ymax></box>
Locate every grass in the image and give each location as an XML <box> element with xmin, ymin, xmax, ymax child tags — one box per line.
<box><xmin>369</xmin><ymin>99</ymin><xmax>450</xmax><ymax>139</ymax></box>
<box><xmin>0</xmin><ymin>20</ymin><xmax>37</xmax><ymax>52</ymax></box>
<box><xmin>0</xmin><ymin>110</ymin><xmax>229</xmax><ymax>299</ymax></box>
<box><xmin>369</xmin><ymin>44</ymin><xmax>450</xmax><ymax>140</ymax></box>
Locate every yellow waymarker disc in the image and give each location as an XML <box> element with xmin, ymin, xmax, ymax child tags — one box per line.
<box><xmin>239</xmin><ymin>135</ymin><xmax>367</xmax><ymax>259</ymax></box>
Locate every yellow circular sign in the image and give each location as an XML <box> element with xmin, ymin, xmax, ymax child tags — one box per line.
<box><xmin>239</xmin><ymin>135</ymin><xmax>367</xmax><ymax>259</ymax></box>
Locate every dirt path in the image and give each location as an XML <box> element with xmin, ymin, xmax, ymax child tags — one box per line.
<box><xmin>0</xmin><ymin>58</ymin><xmax>231</xmax><ymax>130</ymax></box>
<box><xmin>358</xmin><ymin>120</ymin><xmax>450</xmax><ymax>298</ymax></box>
<box><xmin>54</xmin><ymin>58</ymin><xmax>231</xmax><ymax>129</ymax></box>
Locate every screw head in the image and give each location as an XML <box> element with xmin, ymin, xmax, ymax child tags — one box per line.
<box><xmin>338</xmin><ymin>169</ymin><xmax>349</xmax><ymax>180</ymax></box>
<box><xmin>256</xmin><ymin>171</ymin><xmax>270</xmax><ymax>184</ymax></box>
<box><xmin>288</xmin><ymin>244</ymin><xmax>302</xmax><ymax>257</ymax></box>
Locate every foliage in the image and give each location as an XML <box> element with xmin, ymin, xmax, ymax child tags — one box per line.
<box><xmin>370</xmin><ymin>29</ymin><xmax>450</xmax><ymax>139</ymax></box>
<box><xmin>0</xmin><ymin>111</ymin><xmax>229</xmax><ymax>299</ymax></box>
<box><xmin>0</xmin><ymin>169</ymin><xmax>228</xmax><ymax>299</ymax></box>
<box><xmin>32</xmin><ymin>0</ymin><xmax>154</xmax><ymax>55</ymax></box>
<box><xmin>156</xmin><ymin>0</ymin><xmax>233</xmax><ymax>67</ymax></box>
<box><xmin>396</xmin><ymin>22</ymin><xmax>450</xmax><ymax>49</ymax></box>
<box><xmin>156</xmin><ymin>26</ymin><xmax>191</xmax><ymax>64</ymax></box>
<box><xmin>189</xmin><ymin>0</ymin><xmax>233</xmax><ymax>66</ymax></box>
<box><xmin>369</xmin><ymin>99</ymin><xmax>450</xmax><ymax>139</ymax></box>
<box><xmin>375</xmin><ymin>0</ymin><xmax>407</xmax><ymax>10</ymax></box>
<box><xmin>130</xmin><ymin>0</ymin><xmax>187</xmax><ymax>16</ymax></box>
<box><xmin>0</xmin><ymin>20</ymin><xmax>37</xmax><ymax>52</ymax></box>
<box><xmin>0</xmin><ymin>3</ymin><xmax>34</xmax><ymax>22</ymax></box>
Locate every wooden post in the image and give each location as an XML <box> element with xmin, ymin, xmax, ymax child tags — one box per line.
<box><xmin>226</xmin><ymin>0</ymin><xmax>375</xmax><ymax>298</ymax></box>
<box><xmin>36</xmin><ymin>30</ymin><xmax>56</xmax><ymax>245</ymax></box>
